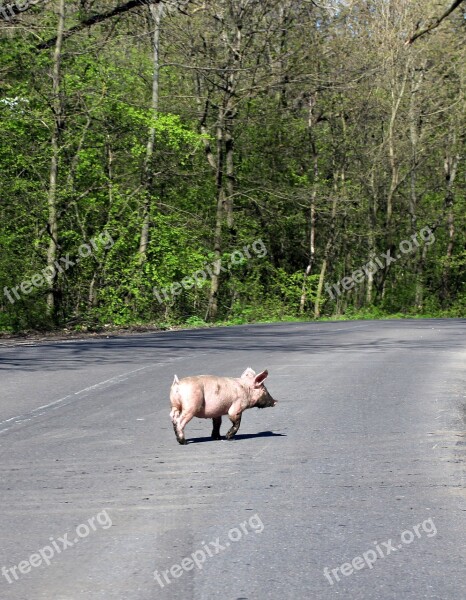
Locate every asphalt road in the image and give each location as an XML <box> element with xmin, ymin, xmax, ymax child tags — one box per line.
<box><xmin>0</xmin><ymin>319</ymin><xmax>465</xmax><ymax>600</ymax></box>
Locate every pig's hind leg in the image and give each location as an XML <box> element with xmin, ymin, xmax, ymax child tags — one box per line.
<box><xmin>170</xmin><ymin>408</ymin><xmax>181</xmax><ymax>441</ymax></box>
<box><xmin>170</xmin><ymin>407</ymin><xmax>180</xmax><ymax>423</ymax></box>
<box><xmin>174</xmin><ymin>410</ymin><xmax>196</xmax><ymax>445</ymax></box>
<box><xmin>225</xmin><ymin>412</ymin><xmax>242</xmax><ymax>440</ymax></box>
<box><xmin>211</xmin><ymin>416</ymin><xmax>222</xmax><ymax>440</ymax></box>
<box><xmin>170</xmin><ymin>407</ymin><xmax>189</xmax><ymax>445</ymax></box>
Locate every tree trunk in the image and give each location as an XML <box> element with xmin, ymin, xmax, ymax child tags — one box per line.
<box><xmin>225</xmin><ymin>118</ymin><xmax>235</xmax><ymax>232</ymax></box>
<box><xmin>442</xmin><ymin>137</ymin><xmax>460</xmax><ymax>304</ymax></box>
<box><xmin>386</xmin><ymin>63</ymin><xmax>408</xmax><ymax>232</ymax></box>
<box><xmin>205</xmin><ymin>107</ymin><xmax>226</xmax><ymax>321</ymax></box>
<box><xmin>139</xmin><ymin>1</ymin><xmax>163</xmax><ymax>262</ymax></box>
<box><xmin>46</xmin><ymin>0</ymin><xmax>66</xmax><ymax>318</ymax></box>
<box><xmin>300</xmin><ymin>94</ymin><xmax>318</xmax><ymax>314</ymax></box>
<box><xmin>409</xmin><ymin>63</ymin><xmax>425</xmax><ymax>308</ymax></box>
<box><xmin>314</xmin><ymin>184</ymin><xmax>339</xmax><ymax>318</ymax></box>
<box><xmin>366</xmin><ymin>201</ymin><xmax>377</xmax><ymax>305</ymax></box>
<box><xmin>314</xmin><ymin>111</ymin><xmax>346</xmax><ymax>318</ymax></box>
<box><xmin>299</xmin><ymin>198</ymin><xmax>316</xmax><ymax>313</ymax></box>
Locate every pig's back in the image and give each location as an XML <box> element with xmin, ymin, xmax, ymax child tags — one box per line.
<box><xmin>178</xmin><ymin>375</ymin><xmax>243</xmax><ymax>418</ymax></box>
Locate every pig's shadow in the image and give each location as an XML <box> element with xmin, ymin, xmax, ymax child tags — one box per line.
<box><xmin>187</xmin><ymin>431</ymin><xmax>286</xmax><ymax>444</ymax></box>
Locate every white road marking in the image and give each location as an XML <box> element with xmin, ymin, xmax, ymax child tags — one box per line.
<box><xmin>253</xmin><ymin>441</ymin><xmax>272</xmax><ymax>460</ymax></box>
<box><xmin>0</xmin><ymin>353</ymin><xmax>208</xmax><ymax>434</ymax></box>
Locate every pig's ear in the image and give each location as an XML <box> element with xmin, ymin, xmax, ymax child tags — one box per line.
<box><xmin>254</xmin><ymin>369</ymin><xmax>268</xmax><ymax>387</ymax></box>
<box><xmin>241</xmin><ymin>367</ymin><xmax>256</xmax><ymax>379</ymax></box>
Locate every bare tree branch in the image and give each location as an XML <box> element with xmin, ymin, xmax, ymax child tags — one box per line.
<box><xmin>405</xmin><ymin>0</ymin><xmax>465</xmax><ymax>45</ymax></box>
<box><xmin>37</xmin><ymin>0</ymin><xmax>159</xmax><ymax>50</ymax></box>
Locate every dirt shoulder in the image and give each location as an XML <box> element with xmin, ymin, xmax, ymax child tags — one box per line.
<box><xmin>0</xmin><ymin>324</ymin><xmax>175</xmax><ymax>346</ymax></box>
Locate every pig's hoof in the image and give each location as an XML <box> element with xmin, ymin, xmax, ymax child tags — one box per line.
<box><xmin>211</xmin><ymin>434</ymin><xmax>222</xmax><ymax>440</ymax></box>
<box><xmin>225</xmin><ymin>432</ymin><xmax>236</xmax><ymax>440</ymax></box>
<box><xmin>177</xmin><ymin>438</ymin><xmax>187</xmax><ymax>445</ymax></box>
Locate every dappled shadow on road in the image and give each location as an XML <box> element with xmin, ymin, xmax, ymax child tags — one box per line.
<box><xmin>186</xmin><ymin>431</ymin><xmax>286</xmax><ymax>444</ymax></box>
<box><xmin>0</xmin><ymin>319</ymin><xmax>465</xmax><ymax>372</ymax></box>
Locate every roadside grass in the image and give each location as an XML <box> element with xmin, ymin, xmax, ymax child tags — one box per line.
<box><xmin>1</xmin><ymin>305</ymin><xmax>464</xmax><ymax>341</ymax></box>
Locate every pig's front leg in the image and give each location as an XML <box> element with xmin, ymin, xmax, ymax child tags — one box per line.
<box><xmin>211</xmin><ymin>416</ymin><xmax>222</xmax><ymax>440</ymax></box>
<box><xmin>225</xmin><ymin>411</ymin><xmax>242</xmax><ymax>440</ymax></box>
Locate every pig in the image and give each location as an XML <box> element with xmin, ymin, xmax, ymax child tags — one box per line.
<box><xmin>169</xmin><ymin>367</ymin><xmax>277</xmax><ymax>445</ymax></box>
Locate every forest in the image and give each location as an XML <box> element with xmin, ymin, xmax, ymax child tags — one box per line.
<box><xmin>0</xmin><ymin>0</ymin><xmax>464</xmax><ymax>332</ymax></box>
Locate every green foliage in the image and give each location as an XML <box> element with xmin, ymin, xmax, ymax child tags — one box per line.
<box><xmin>0</xmin><ymin>0</ymin><xmax>464</xmax><ymax>332</ymax></box>
<box><xmin>184</xmin><ymin>316</ymin><xmax>208</xmax><ymax>327</ymax></box>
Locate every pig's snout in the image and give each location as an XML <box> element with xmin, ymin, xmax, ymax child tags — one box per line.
<box><xmin>256</xmin><ymin>388</ymin><xmax>277</xmax><ymax>408</ymax></box>
<box><xmin>257</xmin><ymin>400</ymin><xmax>277</xmax><ymax>409</ymax></box>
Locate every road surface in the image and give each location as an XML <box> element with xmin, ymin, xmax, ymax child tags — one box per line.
<box><xmin>1</xmin><ymin>319</ymin><xmax>465</xmax><ymax>599</ymax></box>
